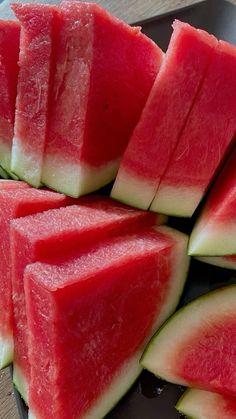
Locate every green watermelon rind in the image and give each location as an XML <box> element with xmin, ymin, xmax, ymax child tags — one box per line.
<box><xmin>0</xmin><ymin>166</ymin><xmax>9</xmax><ymax>179</ymax></box>
<box><xmin>175</xmin><ymin>388</ymin><xmax>198</xmax><ymax>419</ymax></box>
<box><xmin>13</xmin><ymin>363</ymin><xmax>29</xmax><ymax>405</ymax></box>
<box><xmin>0</xmin><ymin>334</ymin><xmax>13</xmax><ymax>369</ymax></box>
<box><xmin>141</xmin><ymin>285</ymin><xmax>236</xmax><ymax>385</ymax></box>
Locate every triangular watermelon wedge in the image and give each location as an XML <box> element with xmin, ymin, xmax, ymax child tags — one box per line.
<box><xmin>151</xmin><ymin>40</ymin><xmax>236</xmax><ymax>217</ymax></box>
<box><xmin>189</xmin><ymin>147</ymin><xmax>236</xmax><ymax>256</ymax></box>
<box><xmin>111</xmin><ymin>20</ymin><xmax>217</xmax><ymax>209</ymax></box>
<box><xmin>41</xmin><ymin>1</ymin><xmax>162</xmax><ymax>197</ymax></box>
<box><xmin>141</xmin><ymin>285</ymin><xmax>236</xmax><ymax>397</ymax></box>
<box><xmin>11</xmin><ymin>3</ymin><xmax>58</xmax><ymax>187</ymax></box>
<box><xmin>176</xmin><ymin>388</ymin><xmax>236</xmax><ymax>419</ymax></box>
<box><xmin>25</xmin><ymin>226</ymin><xmax>189</xmax><ymax>419</ymax></box>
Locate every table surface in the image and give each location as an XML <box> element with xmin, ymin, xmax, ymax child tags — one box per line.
<box><xmin>1</xmin><ymin>0</ymin><xmax>236</xmax><ymax>418</ymax></box>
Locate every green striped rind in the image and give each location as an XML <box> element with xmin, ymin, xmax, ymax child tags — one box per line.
<box><xmin>0</xmin><ymin>166</ymin><xmax>9</xmax><ymax>179</ymax></box>
<box><xmin>141</xmin><ymin>285</ymin><xmax>236</xmax><ymax>385</ymax></box>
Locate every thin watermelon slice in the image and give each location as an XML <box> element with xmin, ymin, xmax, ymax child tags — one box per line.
<box><xmin>176</xmin><ymin>388</ymin><xmax>236</xmax><ymax>419</ymax></box>
<box><xmin>25</xmin><ymin>226</ymin><xmax>189</xmax><ymax>419</ymax></box>
<box><xmin>0</xmin><ymin>20</ymin><xmax>20</xmax><ymax>176</ymax></box>
<box><xmin>11</xmin><ymin>3</ymin><xmax>58</xmax><ymax>187</ymax></box>
<box><xmin>0</xmin><ymin>188</ymin><xmax>70</xmax><ymax>370</ymax></box>
<box><xmin>196</xmin><ymin>255</ymin><xmax>236</xmax><ymax>270</ymax></box>
<box><xmin>41</xmin><ymin>1</ymin><xmax>162</xmax><ymax>197</ymax></box>
<box><xmin>189</xmin><ymin>147</ymin><xmax>236</xmax><ymax>256</ymax></box>
<box><xmin>111</xmin><ymin>20</ymin><xmax>217</xmax><ymax>209</ymax></box>
<box><xmin>141</xmin><ymin>285</ymin><xmax>236</xmax><ymax>397</ymax></box>
<box><xmin>151</xmin><ymin>40</ymin><xmax>236</xmax><ymax>217</ymax></box>
<box><xmin>11</xmin><ymin>198</ymin><xmax>163</xmax><ymax>403</ymax></box>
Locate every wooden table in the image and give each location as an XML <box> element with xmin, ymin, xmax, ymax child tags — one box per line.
<box><xmin>1</xmin><ymin>0</ymin><xmax>236</xmax><ymax>417</ymax></box>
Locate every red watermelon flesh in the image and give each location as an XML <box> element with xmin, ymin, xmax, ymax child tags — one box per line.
<box><xmin>189</xmin><ymin>147</ymin><xmax>236</xmax><ymax>256</ymax></box>
<box><xmin>0</xmin><ymin>188</ymin><xmax>70</xmax><ymax>370</ymax></box>
<box><xmin>41</xmin><ymin>1</ymin><xmax>162</xmax><ymax>197</ymax></box>
<box><xmin>196</xmin><ymin>255</ymin><xmax>236</xmax><ymax>270</ymax></box>
<box><xmin>25</xmin><ymin>226</ymin><xmax>189</xmax><ymax>419</ymax></box>
<box><xmin>11</xmin><ymin>3</ymin><xmax>59</xmax><ymax>187</ymax></box>
<box><xmin>141</xmin><ymin>285</ymin><xmax>236</xmax><ymax>398</ymax></box>
<box><xmin>111</xmin><ymin>20</ymin><xmax>217</xmax><ymax>209</ymax></box>
<box><xmin>151</xmin><ymin>40</ymin><xmax>236</xmax><ymax>217</ymax></box>
<box><xmin>0</xmin><ymin>20</ymin><xmax>20</xmax><ymax>176</ymax></box>
<box><xmin>11</xmin><ymin>197</ymin><xmax>163</xmax><ymax>403</ymax></box>
<box><xmin>177</xmin><ymin>388</ymin><xmax>236</xmax><ymax>419</ymax></box>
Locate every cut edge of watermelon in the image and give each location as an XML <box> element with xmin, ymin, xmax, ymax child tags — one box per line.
<box><xmin>42</xmin><ymin>154</ymin><xmax>119</xmax><ymax>197</ymax></box>
<box><xmin>111</xmin><ymin>168</ymin><xmax>156</xmax><ymax>210</ymax></box>
<box><xmin>11</xmin><ymin>139</ymin><xmax>42</xmax><ymax>187</ymax></box>
<box><xmin>188</xmin><ymin>222</ymin><xmax>236</xmax><ymax>256</ymax></box>
<box><xmin>29</xmin><ymin>353</ymin><xmax>143</xmax><ymax>419</ymax></box>
<box><xmin>150</xmin><ymin>184</ymin><xmax>202</xmax><ymax>217</ymax></box>
<box><xmin>0</xmin><ymin>334</ymin><xmax>13</xmax><ymax>369</ymax></box>
<box><xmin>141</xmin><ymin>285</ymin><xmax>236</xmax><ymax>386</ymax></box>
<box><xmin>13</xmin><ymin>363</ymin><xmax>29</xmax><ymax>405</ymax></box>
<box><xmin>195</xmin><ymin>256</ymin><xmax>236</xmax><ymax>270</ymax></box>
<box><xmin>176</xmin><ymin>388</ymin><xmax>222</xmax><ymax>418</ymax></box>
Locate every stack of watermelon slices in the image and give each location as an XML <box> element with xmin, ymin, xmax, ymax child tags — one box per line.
<box><xmin>0</xmin><ymin>182</ymin><xmax>190</xmax><ymax>418</ymax></box>
<box><xmin>8</xmin><ymin>1</ymin><xmax>162</xmax><ymax>194</ymax></box>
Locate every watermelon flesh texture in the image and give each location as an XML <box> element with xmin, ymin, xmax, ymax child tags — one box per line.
<box><xmin>196</xmin><ymin>255</ymin><xmax>236</xmax><ymax>270</ymax></box>
<box><xmin>11</xmin><ymin>3</ymin><xmax>58</xmax><ymax>188</ymax></box>
<box><xmin>189</xmin><ymin>146</ymin><xmax>236</xmax><ymax>256</ymax></box>
<box><xmin>41</xmin><ymin>1</ymin><xmax>162</xmax><ymax>197</ymax></box>
<box><xmin>176</xmin><ymin>388</ymin><xmax>236</xmax><ymax>419</ymax></box>
<box><xmin>11</xmin><ymin>198</ymin><xmax>163</xmax><ymax>403</ymax></box>
<box><xmin>142</xmin><ymin>285</ymin><xmax>236</xmax><ymax>397</ymax></box>
<box><xmin>151</xmin><ymin>40</ymin><xmax>236</xmax><ymax>217</ymax></box>
<box><xmin>111</xmin><ymin>20</ymin><xmax>217</xmax><ymax>210</ymax></box>
<box><xmin>25</xmin><ymin>226</ymin><xmax>189</xmax><ymax>419</ymax></box>
<box><xmin>0</xmin><ymin>20</ymin><xmax>20</xmax><ymax>176</ymax></box>
<box><xmin>0</xmin><ymin>188</ymin><xmax>70</xmax><ymax>370</ymax></box>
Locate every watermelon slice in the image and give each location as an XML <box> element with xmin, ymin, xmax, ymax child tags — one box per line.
<box><xmin>111</xmin><ymin>20</ymin><xmax>217</xmax><ymax>209</ymax></box>
<box><xmin>11</xmin><ymin>3</ymin><xmax>58</xmax><ymax>187</ymax></box>
<box><xmin>25</xmin><ymin>226</ymin><xmax>189</xmax><ymax>419</ymax></box>
<box><xmin>0</xmin><ymin>20</ymin><xmax>20</xmax><ymax>176</ymax></box>
<box><xmin>189</xmin><ymin>147</ymin><xmax>236</xmax><ymax>256</ymax></box>
<box><xmin>0</xmin><ymin>188</ymin><xmax>70</xmax><ymax>370</ymax></box>
<box><xmin>41</xmin><ymin>1</ymin><xmax>162</xmax><ymax>197</ymax></box>
<box><xmin>141</xmin><ymin>285</ymin><xmax>236</xmax><ymax>397</ymax></box>
<box><xmin>176</xmin><ymin>388</ymin><xmax>236</xmax><ymax>419</ymax></box>
<box><xmin>196</xmin><ymin>255</ymin><xmax>236</xmax><ymax>270</ymax></box>
<box><xmin>11</xmin><ymin>198</ymin><xmax>163</xmax><ymax>403</ymax></box>
<box><xmin>151</xmin><ymin>40</ymin><xmax>236</xmax><ymax>217</ymax></box>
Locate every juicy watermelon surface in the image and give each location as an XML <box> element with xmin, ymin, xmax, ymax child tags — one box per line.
<box><xmin>41</xmin><ymin>1</ymin><xmax>162</xmax><ymax>197</ymax></box>
<box><xmin>0</xmin><ymin>20</ymin><xmax>20</xmax><ymax>175</ymax></box>
<box><xmin>177</xmin><ymin>388</ymin><xmax>236</xmax><ymax>419</ymax></box>
<box><xmin>11</xmin><ymin>3</ymin><xmax>57</xmax><ymax>188</ymax></box>
<box><xmin>25</xmin><ymin>227</ymin><xmax>189</xmax><ymax>419</ymax></box>
<box><xmin>111</xmin><ymin>20</ymin><xmax>217</xmax><ymax>210</ymax></box>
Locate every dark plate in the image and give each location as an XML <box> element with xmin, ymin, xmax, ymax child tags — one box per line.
<box><xmin>14</xmin><ymin>0</ymin><xmax>236</xmax><ymax>418</ymax></box>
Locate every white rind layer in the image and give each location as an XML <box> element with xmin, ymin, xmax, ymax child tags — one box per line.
<box><xmin>0</xmin><ymin>334</ymin><xmax>13</xmax><ymax>369</ymax></box>
<box><xmin>141</xmin><ymin>285</ymin><xmax>236</xmax><ymax>386</ymax></box>
<box><xmin>13</xmin><ymin>363</ymin><xmax>29</xmax><ymax>405</ymax></box>
<box><xmin>176</xmin><ymin>388</ymin><xmax>231</xmax><ymax>419</ymax></box>
<box><xmin>28</xmin><ymin>226</ymin><xmax>189</xmax><ymax>419</ymax></box>
<box><xmin>11</xmin><ymin>137</ymin><xmax>42</xmax><ymax>187</ymax></box>
<box><xmin>189</xmin><ymin>221</ymin><xmax>236</xmax><ymax>256</ymax></box>
<box><xmin>150</xmin><ymin>183</ymin><xmax>202</xmax><ymax>217</ymax></box>
<box><xmin>111</xmin><ymin>168</ymin><xmax>156</xmax><ymax>210</ymax></box>
<box><xmin>42</xmin><ymin>153</ymin><xmax>119</xmax><ymax>197</ymax></box>
<box><xmin>196</xmin><ymin>256</ymin><xmax>236</xmax><ymax>270</ymax></box>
